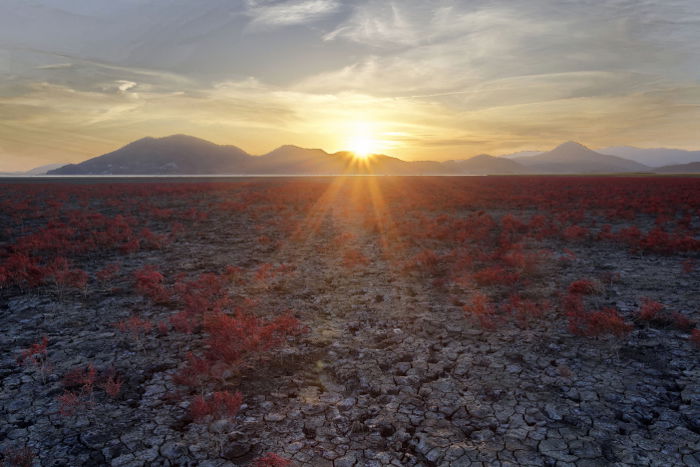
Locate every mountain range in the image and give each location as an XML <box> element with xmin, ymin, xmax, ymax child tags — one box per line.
<box><xmin>46</xmin><ymin>135</ymin><xmax>700</xmax><ymax>176</ymax></box>
<box><xmin>0</xmin><ymin>163</ymin><xmax>68</xmax><ymax>176</ymax></box>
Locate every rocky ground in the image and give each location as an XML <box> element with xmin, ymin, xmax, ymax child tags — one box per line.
<box><xmin>1</xmin><ymin>177</ymin><xmax>699</xmax><ymax>466</ymax></box>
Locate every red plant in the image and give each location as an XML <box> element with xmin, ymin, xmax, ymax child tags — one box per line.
<box><xmin>173</xmin><ymin>352</ymin><xmax>212</xmax><ymax>390</ymax></box>
<box><xmin>17</xmin><ymin>336</ymin><xmax>50</xmax><ymax>381</ymax></box>
<box><xmin>174</xmin><ymin>273</ymin><xmax>230</xmax><ymax>314</ymax></box>
<box><xmin>96</xmin><ymin>263</ymin><xmax>121</xmax><ymax>282</ymax></box>
<box><xmin>169</xmin><ymin>311</ymin><xmax>197</xmax><ymax>334</ymax></box>
<box><xmin>568</xmin><ymin>307</ymin><xmax>632</xmax><ymax>338</ymax></box>
<box><xmin>672</xmin><ymin>312</ymin><xmax>695</xmax><ymax>331</ymax></box>
<box><xmin>254</xmin><ymin>263</ymin><xmax>276</xmax><ymax>284</ymax></box>
<box><xmin>157</xmin><ymin>320</ymin><xmax>169</xmax><ymax>336</ymax></box>
<box><xmin>189</xmin><ymin>391</ymin><xmax>243</xmax><ymax>421</ymax></box>
<box><xmin>99</xmin><ymin>371</ymin><xmax>123</xmax><ymax>398</ymax></box>
<box><xmin>505</xmin><ymin>295</ymin><xmax>549</xmax><ymax>328</ymax></box>
<box><xmin>411</xmin><ymin>249</ymin><xmax>440</xmax><ymax>274</ymax></box>
<box><xmin>3</xmin><ymin>253</ymin><xmax>45</xmax><ymax>289</ymax></box>
<box><xmin>114</xmin><ymin>316</ymin><xmax>153</xmax><ymax>346</ymax></box>
<box><xmin>473</xmin><ymin>266</ymin><xmax>519</xmax><ymax>287</ymax></box>
<box><xmin>46</xmin><ymin>257</ymin><xmax>88</xmax><ymax>295</ymax></box>
<box><xmin>560</xmin><ymin>248</ymin><xmax>577</xmax><ymax>261</ymax></box>
<box><xmin>203</xmin><ymin>311</ymin><xmax>305</xmax><ymax>369</ymax></box>
<box><xmin>1</xmin><ymin>445</ymin><xmax>35</xmax><ymax>467</ymax></box>
<box><xmin>563</xmin><ymin>225</ymin><xmax>589</xmax><ymax>242</ymax></box>
<box><xmin>134</xmin><ymin>265</ymin><xmax>169</xmax><ymax>303</ymax></box>
<box><xmin>682</xmin><ymin>259</ymin><xmax>695</xmax><ymax>274</ymax></box>
<box><xmin>252</xmin><ymin>453</ymin><xmax>293</xmax><ymax>467</ymax></box>
<box><xmin>57</xmin><ymin>363</ymin><xmax>97</xmax><ymax>416</ymax></box>
<box><xmin>342</xmin><ymin>249</ymin><xmax>371</xmax><ymax>269</ymax></box>
<box><xmin>140</xmin><ymin>227</ymin><xmax>167</xmax><ymax>249</ymax></box>
<box><xmin>0</xmin><ymin>265</ymin><xmax>7</xmax><ymax>290</ymax></box>
<box><xmin>62</xmin><ymin>363</ymin><xmax>96</xmax><ymax>394</ymax></box>
<box><xmin>568</xmin><ymin>279</ymin><xmax>598</xmax><ymax>295</ymax></box>
<box><xmin>463</xmin><ymin>293</ymin><xmax>497</xmax><ymax>329</ymax></box>
<box><xmin>17</xmin><ymin>336</ymin><xmax>48</xmax><ymax>366</ymax></box>
<box><xmin>638</xmin><ymin>298</ymin><xmax>664</xmax><ymax>322</ymax></box>
<box><xmin>691</xmin><ymin>329</ymin><xmax>700</xmax><ymax>349</ymax></box>
<box><xmin>57</xmin><ymin>390</ymin><xmax>81</xmax><ymax>417</ymax></box>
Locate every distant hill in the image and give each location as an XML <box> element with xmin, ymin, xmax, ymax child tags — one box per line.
<box><xmin>0</xmin><ymin>162</ymin><xmax>68</xmax><ymax>176</ymax></box>
<box><xmin>49</xmin><ymin>135</ymin><xmax>700</xmax><ymax>176</ymax></box>
<box><xmin>444</xmin><ymin>154</ymin><xmax>525</xmax><ymax>174</ymax></box>
<box><xmin>514</xmin><ymin>142</ymin><xmax>649</xmax><ymax>173</ymax></box>
<box><xmin>654</xmin><ymin>162</ymin><xmax>700</xmax><ymax>173</ymax></box>
<box><xmin>601</xmin><ymin>146</ymin><xmax>700</xmax><ymax>167</ymax></box>
<box><xmin>50</xmin><ymin>135</ymin><xmax>251</xmax><ymax>175</ymax></box>
<box><xmin>500</xmin><ymin>150</ymin><xmax>544</xmax><ymax>159</ymax></box>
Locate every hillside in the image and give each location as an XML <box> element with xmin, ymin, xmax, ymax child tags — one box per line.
<box><xmin>602</xmin><ymin>146</ymin><xmax>700</xmax><ymax>167</ymax></box>
<box><xmin>654</xmin><ymin>162</ymin><xmax>700</xmax><ymax>173</ymax></box>
<box><xmin>50</xmin><ymin>135</ymin><xmax>252</xmax><ymax>175</ymax></box>
<box><xmin>444</xmin><ymin>154</ymin><xmax>525</xmax><ymax>174</ymax></box>
<box><xmin>515</xmin><ymin>142</ymin><xmax>649</xmax><ymax>173</ymax></box>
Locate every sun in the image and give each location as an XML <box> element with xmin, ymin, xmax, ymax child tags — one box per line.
<box><xmin>346</xmin><ymin>122</ymin><xmax>381</xmax><ymax>160</ymax></box>
<box><xmin>348</xmin><ymin>136</ymin><xmax>375</xmax><ymax>159</ymax></box>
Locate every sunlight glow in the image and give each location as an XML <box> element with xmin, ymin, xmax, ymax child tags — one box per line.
<box><xmin>346</xmin><ymin>122</ymin><xmax>380</xmax><ymax>159</ymax></box>
<box><xmin>348</xmin><ymin>137</ymin><xmax>375</xmax><ymax>159</ymax></box>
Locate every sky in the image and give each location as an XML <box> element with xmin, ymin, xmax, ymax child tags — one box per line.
<box><xmin>0</xmin><ymin>0</ymin><xmax>699</xmax><ymax>171</ymax></box>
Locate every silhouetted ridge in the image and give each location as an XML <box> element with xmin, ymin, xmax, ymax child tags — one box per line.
<box><xmin>514</xmin><ymin>141</ymin><xmax>649</xmax><ymax>173</ymax></box>
<box><xmin>48</xmin><ymin>136</ymin><xmax>681</xmax><ymax>175</ymax></box>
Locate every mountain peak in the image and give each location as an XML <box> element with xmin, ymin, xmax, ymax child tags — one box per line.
<box><xmin>553</xmin><ymin>141</ymin><xmax>590</xmax><ymax>151</ymax></box>
<box><xmin>515</xmin><ymin>140</ymin><xmax>649</xmax><ymax>173</ymax></box>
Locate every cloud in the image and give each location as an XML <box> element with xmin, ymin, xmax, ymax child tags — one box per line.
<box><xmin>245</xmin><ymin>0</ymin><xmax>341</xmax><ymax>28</ymax></box>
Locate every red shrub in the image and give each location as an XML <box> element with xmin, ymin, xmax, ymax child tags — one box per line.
<box><xmin>62</xmin><ymin>363</ymin><xmax>96</xmax><ymax>394</ymax></box>
<box><xmin>563</xmin><ymin>225</ymin><xmax>589</xmax><ymax>242</ymax></box>
<box><xmin>505</xmin><ymin>295</ymin><xmax>549</xmax><ymax>328</ymax></box>
<box><xmin>1</xmin><ymin>445</ymin><xmax>35</xmax><ymax>467</ymax></box>
<box><xmin>134</xmin><ymin>265</ymin><xmax>169</xmax><ymax>303</ymax></box>
<box><xmin>204</xmin><ymin>311</ymin><xmax>305</xmax><ymax>369</ymax></box>
<box><xmin>173</xmin><ymin>352</ymin><xmax>212</xmax><ymax>390</ymax></box>
<box><xmin>101</xmin><ymin>372</ymin><xmax>124</xmax><ymax>398</ymax></box>
<box><xmin>157</xmin><ymin>320</ymin><xmax>169</xmax><ymax>336</ymax></box>
<box><xmin>140</xmin><ymin>227</ymin><xmax>167</xmax><ymax>249</ymax></box>
<box><xmin>57</xmin><ymin>363</ymin><xmax>96</xmax><ymax>416</ymax></box>
<box><xmin>169</xmin><ymin>311</ymin><xmax>197</xmax><ymax>334</ymax></box>
<box><xmin>189</xmin><ymin>391</ymin><xmax>243</xmax><ymax>421</ymax></box>
<box><xmin>682</xmin><ymin>259</ymin><xmax>695</xmax><ymax>274</ymax></box>
<box><xmin>568</xmin><ymin>307</ymin><xmax>631</xmax><ymax>338</ymax></box>
<box><xmin>114</xmin><ymin>316</ymin><xmax>153</xmax><ymax>343</ymax></box>
<box><xmin>473</xmin><ymin>266</ymin><xmax>519</xmax><ymax>287</ymax></box>
<box><xmin>252</xmin><ymin>453</ymin><xmax>293</xmax><ymax>467</ymax></box>
<box><xmin>568</xmin><ymin>279</ymin><xmax>598</xmax><ymax>295</ymax></box>
<box><xmin>57</xmin><ymin>391</ymin><xmax>81</xmax><ymax>417</ymax></box>
<box><xmin>672</xmin><ymin>312</ymin><xmax>695</xmax><ymax>331</ymax></box>
<box><xmin>3</xmin><ymin>253</ymin><xmax>45</xmax><ymax>288</ymax></box>
<box><xmin>17</xmin><ymin>336</ymin><xmax>48</xmax><ymax>367</ymax></box>
<box><xmin>96</xmin><ymin>263</ymin><xmax>121</xmax><ymax>282</ymax></box>
<box><xmin>343</xmin><ymin>249</ymin><xmax>371</xmax><ymax>269</ymax></box>
<box><xmin>174</xmin><ymin>273</ymin><xmax>230</xmax><ymax>314</ymax></box>
<box><xmin>691</xmin><ymin>329</ymin><xmax>700</xmax><ymax>349</ymax></box>
<box><xmin>638</xmin><ymin>298</ymin><xmax>664</xmax><ymax>322</ymax></box>
<box><xmin>463</xmin><ymin>293</ymin><xmax>498</xmax><ymax>329</ymax></box>
<box><xmin>46</xmin><ymin>257</ymin><xmax>88</xmax><ymax>294</ymax></box>
<box><xmin>411</xmin><ymin>249</ymin><xmax>440</xmax><ymax>274</ymax></box>
<box><xmin>17</xmin><ymin>336</ymin><xmax>50</xmax><ymax>381</ymax></box>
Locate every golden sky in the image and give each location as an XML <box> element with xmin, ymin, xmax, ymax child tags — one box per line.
<box><xmin>1</xmin><ymin>0</ymin><xmax>699</xmax><ymax>170</ymax></box>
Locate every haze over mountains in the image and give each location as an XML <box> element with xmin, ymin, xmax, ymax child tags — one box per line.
<box><xmin>46</xmin><ymin>135</ymin><xmax>700</xmax><ymax>176</ymax></box>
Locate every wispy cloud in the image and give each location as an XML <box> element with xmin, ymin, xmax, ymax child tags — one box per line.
<box><xmin>246</xmin><ymin>0</ymin><xmax>341</xmax><ymax>28</ymax></box>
